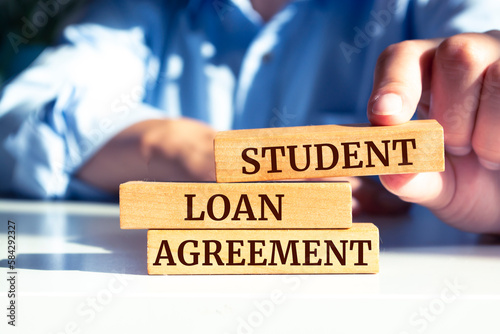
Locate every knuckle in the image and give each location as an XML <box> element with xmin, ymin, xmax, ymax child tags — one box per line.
<box><xmin>436</xmin><ymin>35</ymin><xmax>484</xmax><ymax>73</ymax></box>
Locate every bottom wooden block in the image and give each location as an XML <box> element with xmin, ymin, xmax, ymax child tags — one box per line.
<box><xmin>147</xmin><ymin>223</ymin><xmax>379</xmax><ymax>275</ymax></box>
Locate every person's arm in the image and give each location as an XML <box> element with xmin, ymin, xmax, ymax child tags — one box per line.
<box><xmin>1</xmin><ymin>0</ymin><xmax>178</xmax><ymax>199</ymax></box>
<box><xmin>76</xmin><ymin>117</ymin><xmax>216</xmax><ymax>194</ymax></box>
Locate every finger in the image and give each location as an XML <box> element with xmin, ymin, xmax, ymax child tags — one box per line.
<box><xmin>368</xmin><ymin>39</ymin><xmax>439</xmax><ymax>126</ymax></box>
<box><xmin>430</xmin><ymin>33</ymin><xmax>500</xmax><ymax>156</ymax></box>
<box><xmin>472</xmin><ymin>59</ymin><xmax>500</xmax><ymax>170</ymax></box>
<box><xmin>379</xmin><ymin>158</ymin><xmax>455</xmax><ymax>211</ymax></box>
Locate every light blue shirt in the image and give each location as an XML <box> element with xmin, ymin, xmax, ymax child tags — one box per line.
<box><xmin>1</xmin><ymin>0</ymin><xmax>499</xmax><ymax>200</ymax></box>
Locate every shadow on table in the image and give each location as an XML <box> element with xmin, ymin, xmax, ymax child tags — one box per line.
<box><xmin>1</xmin><ymin>210</ymin><xmax>149</xmax><ymax>275</ymax></box>
<box><xmin>0</xmin><ymin>252</ymin><xmax>148</xmax><ymax>275</ymax></box>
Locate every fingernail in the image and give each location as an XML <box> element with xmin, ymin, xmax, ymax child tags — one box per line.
<box><xmin>478</xmin><ymin>157</ymin><xmax>500</xmax><ymax>171</ymax></box>
<box><xmin>446</xmin><ymin>145</ymin><xmax>471</xmax><ymax>156</ymax></box>
<box><xmin>372</xmin><ymin>93</ymin><xmax>403</xmax><ymax>116</ymax></box>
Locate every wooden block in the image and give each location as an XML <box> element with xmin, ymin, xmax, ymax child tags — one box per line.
<box><xmin>147</xmin><ymin>223</ymin><xmax>379</xmax><ymax>275</ymax></box>
<box><xmin>214</xmin><ymin>119</ymin><xmax>444</xmax><ymax>182</ymax></box>
<box><xmin>120</xmin><ymin>181</ymin><xmax>351</xmax><ymax>229</ymax></box>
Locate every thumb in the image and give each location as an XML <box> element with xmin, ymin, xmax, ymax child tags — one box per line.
<box><xmin>367</xmin><ymin>40</ymin><xmax>439</xmax><ymax>126</ymax></box>
<box><xmin>379</xmin><ymin>158</ymin><xmax>454</xmax><ymax>211</ymax></box>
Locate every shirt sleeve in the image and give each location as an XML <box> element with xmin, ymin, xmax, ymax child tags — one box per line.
<box><xmin>0</xmin><ymin>0</ymin><xmax>167</xmax><ymax>200</ymax></box>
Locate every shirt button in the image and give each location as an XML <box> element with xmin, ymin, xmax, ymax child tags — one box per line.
<box><xmin>262</xmin><ymin>52</ymin><xmax>273</xmax><ymax>63</ymax></box>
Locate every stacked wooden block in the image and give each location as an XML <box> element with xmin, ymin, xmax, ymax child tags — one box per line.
<box><xmin>120</xmin><ymin>120</ymin><xmax>444</xmax><ymax>275</ymax></box>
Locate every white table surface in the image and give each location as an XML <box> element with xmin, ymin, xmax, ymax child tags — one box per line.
<box><xmin>0</xmin><ymin>199</ymin><xmax>499</xmax><ymax>334</ymax></box>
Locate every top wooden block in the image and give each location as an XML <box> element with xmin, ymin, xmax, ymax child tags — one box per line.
<box><xmin>214</xmin><ymin>120</ymin><xmax>444</xmax><ymax>182</ymax></box>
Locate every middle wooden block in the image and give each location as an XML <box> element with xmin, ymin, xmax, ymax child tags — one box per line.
<box><xmin>120</xmin><ymin>181</ymin><xmax>351</xmax><ymax>229</ymax></box>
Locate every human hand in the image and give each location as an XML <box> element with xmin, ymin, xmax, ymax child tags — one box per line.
<box><xmin>367</xmin><ymin>31</ymin><xmax>500</xmax><ymax>233</ymax></box>
<box><xmin>77</xmin><ymin>117</ymin><xmax>216</xmax><ymax>194</ymax></box>
<box><xmin>141</xmin><ymin>117</ymin><xmax>216</xmax><ymax>182</ymax></box>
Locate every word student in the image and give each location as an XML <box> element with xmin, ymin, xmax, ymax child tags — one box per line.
<box><xmin>214</xmin><ymin>120</ymin><xmax>444</xmax><ymax>182</ymax></box>
<box><xmin>241</xmin><ymin>139</ymin><xmax>416</xmax><ymax>175</ymax></box>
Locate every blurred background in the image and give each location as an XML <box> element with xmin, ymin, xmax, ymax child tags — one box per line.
<box><xmin>0</xmin><ymin>0</ymin><xmax>86</xmax><ymax>85</ymax></box>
